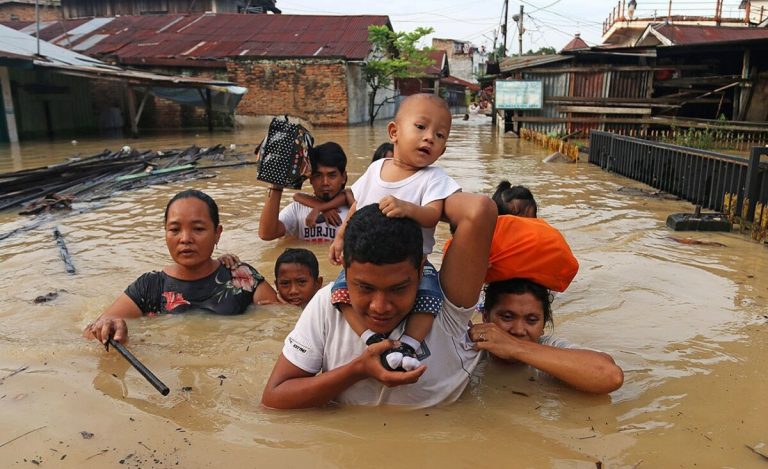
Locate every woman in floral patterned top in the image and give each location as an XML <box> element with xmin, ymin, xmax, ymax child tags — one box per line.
<box><xmin>84</xmin><ymin>190</ymin><xmax>278</xmax><ymax>345</ymax></box>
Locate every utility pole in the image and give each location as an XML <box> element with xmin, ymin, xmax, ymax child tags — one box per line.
<box><xmin>518</xmin><ymin>5</ymin><xmax>524</xmax><ymax>56</ymax></box>
<box><xmin>35</xmin><ymin>0</ymin><xmax>40</xmax><ymax>56</ymax></box>
<box><xmin>501</xmin><ymin>0</ymin><xmax>509</xmax><ymax>57</ymax></box>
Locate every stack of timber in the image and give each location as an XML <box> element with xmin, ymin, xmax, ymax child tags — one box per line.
<box><xmin>0</xmin><ymin>145</ymin><xmax>254</xmax><ymax>214</ymax></box>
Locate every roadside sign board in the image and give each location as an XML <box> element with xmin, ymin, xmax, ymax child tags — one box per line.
<box><xmin>494</xmin><ymin>80</ymin><xmax>543</xmax><ymax>110</ymax></box>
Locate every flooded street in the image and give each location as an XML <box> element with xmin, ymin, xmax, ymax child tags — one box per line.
<box><xmin>1</xmin><ymin>119</ymin><xmax>767</xmax><ymax>468</ymax></box>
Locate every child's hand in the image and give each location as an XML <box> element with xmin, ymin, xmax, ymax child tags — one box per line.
<box><xmin>322</xmin><ymin>208</ymin><xmax>342</xmax><ymax>226</ymax></box>
<box><xmin>305</xmin><ymin>208</ymin><xmax>320</xmax><ymax>228</ymax></box>
<box><xmin>218</xmin><ymin>253</ymin><xmax>241</xmax><ymax>269</ymax></box>
<box><xmin>329</xmin><ymin>238</ymin><xmax>344</xmax><ymax>265</ymax></box>
<box><xmin>379</xmin><ymin>195</ymin><xmax>412</xmax><ymax>218</ymax></box>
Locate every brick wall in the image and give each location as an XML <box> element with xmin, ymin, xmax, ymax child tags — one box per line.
<box><xmin>228</xmin><ymin>58</ymin><xmax>349</xmax><ymax>126</ymax></box>
<box><xmin>0</xmin><ymin>4</ymin><xmax>60</xmax><ymax>21</ymax></box>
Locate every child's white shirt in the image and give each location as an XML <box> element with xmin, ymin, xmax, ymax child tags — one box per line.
<box><xmin>351</xmin><ymin>158</ymin><xmax>461</xmax><ymax>254</ymax></box>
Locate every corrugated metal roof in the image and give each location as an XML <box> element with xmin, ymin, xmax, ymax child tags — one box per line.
<box><xmin>0</xmin><ymin>0</ymin><xmax>60</xmax><ymax>5</ymax></box>
<box><xmin>51</xmin><ymin>17</ymin><xmax>115</xmax><ymax>46</ymax></box>
<box><xmin>4</xmin><ymin>13</ymin><xmax>391</xmax><ymax>67</ymax></box>
<box><xmin>0</xmin><ymin>23</ymin><xmax>106</xmax><ymax>67</ymax></box>
<box><xmin>424</xmin><ymin>50</ymin><xmax>446</xmax><ymax>75</ymax></box>
<box><xmin>561</xmin><ymin>34</ymin><xmax>589</xmax><ymax>52</ymax></box>
<box><xmin>0</xmin><ymin>24</ymin><xmax>235</xmax><ymax>88</ymax></box>
<box><xmin>654</xmin><ymin>24</ymin><xmax>768</xmax><ymax>46</ymax></box>
<box><xmin>499</xmin><ymin>54</ymin><xmax>572</xmax><ymax>73</ymax></box>
<box><xmin>440</xmin><ymin>75</ymin><xmax>480</xmax><ymax>91</ymax></box>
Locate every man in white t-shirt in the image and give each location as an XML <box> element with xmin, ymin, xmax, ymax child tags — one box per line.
<box><xmin>261</xmin><ymin>192</ymin><xmax>497</xmax><ymax>408</ymax></box>
<box><xmin>258</xmin><ymin>142</ymin><xmax>349</xmax><ymax>243</ymax></box>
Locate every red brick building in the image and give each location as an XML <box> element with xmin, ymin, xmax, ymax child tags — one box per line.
<box><xmin>0</xmin><ymin>0</ymin><xmax>60</xmax><ymax>21</ymax></box>
<box><xmin>4</xmin><ymin>13</ymin><xmax>393</xmax><ymax>127</ymax></box>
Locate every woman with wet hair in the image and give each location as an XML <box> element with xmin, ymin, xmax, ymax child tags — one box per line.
<box><xmin>371</xmin><ymin>142</ymin><xmax>394</xmax><ymax>162</ymax></box>
<box><xmin>469</xmin><ymin>278</ymin><xmax>624</xmax><ymax>394</ymax></box>
<box><xmin>84</xmin><ymin>189</ymin><xmax>278</xmax><ymax>345</ymax></box>
<box><xmin>492</xmin><ymin>180</ymin><xmax>537</xmax><ymax>218</ymax></box>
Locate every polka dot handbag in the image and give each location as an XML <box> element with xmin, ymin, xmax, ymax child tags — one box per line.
<box><xmin>256</xmin><ymin>116</ymin><xmax>314</xmax><ymax>189</ymax></box>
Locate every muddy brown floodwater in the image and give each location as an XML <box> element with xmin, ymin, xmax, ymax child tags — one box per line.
<box><xmin>1</xmin><ymin>119</ymin><xmax>767</xmax><ymax>468</ymax></box>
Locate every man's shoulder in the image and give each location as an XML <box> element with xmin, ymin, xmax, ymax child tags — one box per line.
<box><xmin>435</xmin><ymin>293</ymin><xmax>476</xmax><ymax>331</ymax></box>
<box><xmin>296</xmin><ymin>284</ymin><xmax>337</xmax><ymax>326</ymax></box>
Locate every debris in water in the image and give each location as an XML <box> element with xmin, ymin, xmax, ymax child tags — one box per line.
<box><xmin>666</xmin><ymin>236</ymin><xmax>726</xmax><ymax>247</ymax></box>
<box><xmin>0</xmin><ymin>365</ymin><xmax>28</xmax><ymax>384</ymax></box>
<box><xmin>19</xmin><ymin>193</ymin><xmax>73</xmax><ymax>215</ymax></box>
<box><xmin>0</xmin><ymin>145</ymin><xmax>255</xmax><ymax>236</ymax></box>
<box><xmin>53</xmin><ymin>227</ymin><xmax>76</xmax><ymax>274</ymax></box>
<box><xmin>34</xmin><ymin>292</ymin><xmax>59</xmax><ymax>304</ymax></box>
<box><xmin>746</xmin><ymin>442</ymin><xmax>768</xmax><ymax>460</ymax></box>
<box><xmin>618</xmin><ymin>186</ymin><xmax>679</xmax><ymax>200</ymax></box>
<box><xmin>0</xmin><ymin>425</ymin><xmax>47</xmax><ymax>449</ymax></box>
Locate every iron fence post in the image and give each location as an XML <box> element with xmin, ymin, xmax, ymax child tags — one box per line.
<box><xmin>743</xmin><ymin>147</ymin><xmax>766</xmax><ymax>221</ymax></box>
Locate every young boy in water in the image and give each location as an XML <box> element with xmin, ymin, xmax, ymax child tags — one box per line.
<box><xmin>329</xmin><ymin>93</ymin><xmax>461</xmax><ymax>371</ymax></box>
<box><xmin>274</xmin><ymin>248</ymin><xmax>323</xmax><ymax>308</ymax></box>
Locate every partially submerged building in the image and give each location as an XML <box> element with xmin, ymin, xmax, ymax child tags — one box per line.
<box><xmin>0</xmin><ymin>24</ymin><xmax>242</xmax><ymax>142</ymax></box>
<box><xmin>5</xmin><ymin>13</ymin><xmax>395</xmax><ymax>126</ymax></box>
<box><xmin>396</xmin><ymin>49</ymin><xmax>481</xmax><ymax>114</ymax></box>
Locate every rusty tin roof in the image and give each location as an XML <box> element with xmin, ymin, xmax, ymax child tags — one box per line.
<box><xmin>3</xmin><ymin>13</ymin><xmax>392</xmax><ymax>67</ymax></box>
<box><xmin>652</xmin><ymin>23</ymin><xmax>768</xmax><ymax>46</ymax></box>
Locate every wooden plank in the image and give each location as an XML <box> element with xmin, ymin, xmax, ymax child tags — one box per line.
<box><xmin>115</xmin><ymin>164</ymin><xmax>196</xmax><ymax>182</ymax></box>
<box><xmin>520</xmin><ymin>64</ymin><xmax>711</xmax><ymax>74</ymax></box>
<box><xmin>53</xmin><ymin>227</ymin><xmax>76</xmax><ymax>275</ymax></box>
<box><xmin>544</xmin><ymin>95</ymin><xmax>725</xmax><ymax>106</ymax></box>
<box><xmin>508</xmin><ymin>114</ymin><xmax>768</xmax><ymax>132</ymax></box>
<box><xmin>557</xmin><ymin>106</ymin><xmax>653</xmax><ymax>114</ymax></box>
<box><xmin>655</xmin><ymin>75</ymin><xmax>742</xmax><ymax>88</ymax></box>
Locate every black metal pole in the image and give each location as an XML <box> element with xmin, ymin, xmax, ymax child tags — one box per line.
<box><xmin>35</xmin><ymin>0</ymin><xmax>40</xmax><ymax>56</ymax></box>
<box><xmin>744</xmin><ymin>147</ymin><xmax>764</xmax><ymax>221</ymax></box>
<box><xmin>108</xmin><ymin>338</ymin><xmax>170</xmax><ymax>396</ymax></box>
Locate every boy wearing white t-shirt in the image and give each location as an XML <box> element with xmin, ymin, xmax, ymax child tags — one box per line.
<box><xmin>329</xmin><ymin>94</ymin><xmax>460</xmax><ymax>371</ymax></box>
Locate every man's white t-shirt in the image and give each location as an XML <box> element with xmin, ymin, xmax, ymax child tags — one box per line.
<box><xmin>278</xmin><ymin>202</ymin><xmax>349</xmax><ymax>242</ymax></box>
<box><xmin>282</xmin><ymin>284</ymin><xmax>481</xmax><ymax>407</ymax></box>
<box><xmin>351</xmin><ymin>159</ymin><xmax>460</xmax><ymax>254</ymax></box>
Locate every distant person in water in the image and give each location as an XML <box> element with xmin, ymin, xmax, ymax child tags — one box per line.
<box><xmin>492</xmin><ymin>180</ymin><xmax>537</xmax><ymax>217</ymax></box>
<box><xmin>259</xmin><ymin>142</ymin><xmax>350</xmax><ymax>243</ymax></box>
<box><xmin>84</xmin><ymin>189</ymin><xmax>278</xmax><ymax>345</ymax></box>
<box><xmin>371</xmin><ymin>142</ymin><xmax>394</xmax><ymax>162</ymax></box>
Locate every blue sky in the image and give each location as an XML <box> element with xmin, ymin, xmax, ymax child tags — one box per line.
<box><xmin>277</xmin><ymin>1</ymin><xmax>747</xmax><ymax>52</ymax></box>
<box><xmin>277</xmin><ymin>0</ymin><xmax>612</xmax><ymax>51</ymax></box>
